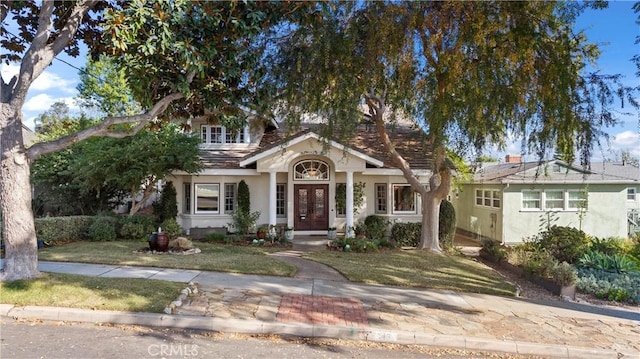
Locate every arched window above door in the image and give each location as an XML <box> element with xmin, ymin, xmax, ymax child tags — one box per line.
<box><xmin>294</xmin><ymin>160</ymin><xmax>329</xmax><ymax>180</ymax></box>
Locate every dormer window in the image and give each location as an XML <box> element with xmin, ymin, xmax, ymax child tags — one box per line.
<box><xmin>201</xmin><ymin>125</ymin><xmax>248</xmax><ymax>144</ymax></box>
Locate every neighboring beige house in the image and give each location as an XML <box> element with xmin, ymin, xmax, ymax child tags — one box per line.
<box><xmin>168</xmin><ymin>116</ymin><xmax>434</xmax><ymax>237</ymax></box>
<box><xmin>452</xmin><ymin>155</ymin><xmax>640</xmax><ymax>244</ymax></box>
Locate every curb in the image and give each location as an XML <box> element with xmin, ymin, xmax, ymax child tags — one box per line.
<box><xmin>2</xmin><ymin>305</ymin><xmax>637</xmax><ymax>359</ymax></box>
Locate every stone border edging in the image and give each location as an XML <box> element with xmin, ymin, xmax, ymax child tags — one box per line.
<box><xmin>1</xmin><ymin>304</ymin><xmax>635</xmax><ymax>359</ymax></box>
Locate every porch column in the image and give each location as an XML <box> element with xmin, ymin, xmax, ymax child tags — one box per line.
<box><xmin>268</xmin><ymin>171</ymin><xmax>277</xmax><ymax>233</ymax></box>
<box><xmin>346</xmin><ymin>170</ymin><xmax>354</xmax><ymax>238</ymax></box>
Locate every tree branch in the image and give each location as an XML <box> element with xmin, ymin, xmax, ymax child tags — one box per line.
<box><xmin>12</xmin><ymin>1</ymin><xmax>97</xmax><ymax>105</ymax></box>
<box><xmin>365</xmin><ymin>91</ymin><xmax>427</xmax><ymax>197</ymax></box>
<box><xmin>27</xmin><ymin>92</ymin><xmax>184</xmax><ymax>160</ymax></box>
<box><xmin>0</xmin><ymin>0</ymin><xmax>13</xmax><ymax>25</ymax></box>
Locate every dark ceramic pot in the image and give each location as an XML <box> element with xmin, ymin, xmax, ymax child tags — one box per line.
<box><xmin>156</xmin><ymin>232</ymin><xmax>169</xmax><ymax>252</ymax></box>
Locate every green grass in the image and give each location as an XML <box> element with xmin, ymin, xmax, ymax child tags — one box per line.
<box><xmin>37</xmin><ymin>241</ymin><xmax>296</xmax><ymax>277</ymax></box>
<box><xmin>305</xmin><ymin>250</ymin><xmax>517</xmax><ymax>296</ymax></box>
<box><xmin>0</xmin><ymin>272</ymin><xmax>183</xmax><ymax>313</ymax></box>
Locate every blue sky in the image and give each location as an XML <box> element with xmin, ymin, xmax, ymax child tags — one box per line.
<box><xmin>1</xmin><ymin>2</ymin><xmax>638</xmax><ymax>161</ymax></box>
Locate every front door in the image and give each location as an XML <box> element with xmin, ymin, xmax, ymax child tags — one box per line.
<box><xmin>294</xmin><ymin>184</ymin><xmax>329</xmax><ymax>230</ymax></box>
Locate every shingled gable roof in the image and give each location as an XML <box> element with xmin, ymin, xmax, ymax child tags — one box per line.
<box><xmin>199</xmin><ymin>122</ymin><xmax>433</xmax><ymax>170</ymax></box>
<box><xmin>473</xmin><ymin>159</ymin><xmax>639</xmax><ymax>184</ymax></box>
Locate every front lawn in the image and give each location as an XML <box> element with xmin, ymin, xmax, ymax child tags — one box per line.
<box><xmin>0</xmin><ymin>272</ymin><xmax>183</xmax><ymax>313</ymax></box>
<box><xmin>305</xmin><ymin>250</ymin><xmax>517</xmax><ymax>296</ymax></box>
<box><xmin>37</xmin><ymin>241</ymin><xmax>296</xmax><ymax>277</ymax></box>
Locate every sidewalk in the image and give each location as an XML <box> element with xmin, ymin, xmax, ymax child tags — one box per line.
<box><xmin>1</xmin><ymin>252</ymin><xmax>639</xmax><ymax>358</ymax></box>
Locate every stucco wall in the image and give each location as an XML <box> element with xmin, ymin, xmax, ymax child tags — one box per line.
<box><xmin>454</xmin><ymin>182</ymin><xmax>633</xmax><ymax>244</ymax></box>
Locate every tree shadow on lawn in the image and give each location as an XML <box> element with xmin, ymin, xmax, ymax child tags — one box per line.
<box><xmin>0</xmin><ymin>272</ymin><xmax>183</xmax><ymax>313</ymax></box>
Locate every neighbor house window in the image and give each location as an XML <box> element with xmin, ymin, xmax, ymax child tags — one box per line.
<box><xmin>628</xmin><ymin>188</ymin><xmax>637</xmax><ymax>201</ymax></box>
<box><xmin>276</xmin><ymin>184</ymin><xmax>286</xmax><ymax>217</ymax></box>
<box><xmin>568</xmin><ymin>190</ymin><xmax>588</xmax><ymax>210</ymax></box>
<box><xmin>522</xmin><ymin>190</ymin><xmax>541</xmax><ymax>210</ymax></box>
<box><xmin>393</xmin><ymin>184</ymin><xmax>415</xmax><ymax>213</ymax></box>
<box><xmin>195</xmin><ymin>184</ymin><xmax>219</xmax><ymax>213</ymax></box>
<box><xmin>183</xmin><ymin>182</ymin><xmax>191</xmax><ymax>214</ymax></box>
<box><xmin>544</xmin><ymin>190</ymin><xmax>564</xmax><ymax>210</ymax></box>
<box><xmin>522</xmin><ymin>189</ymin><xmax>588</xmax><ymax>211</ymax></box>
<box><xmin>224</xmin><ymin>183</ymin><xmax>236</xmax><ymax>213</ymax></box>
<box><xmin>375</xmin><ymin>183</ymin><xmax>387</xmax><ymax>214</ymax></box>
<box><xmin>475</xmin><ymin>189</ymin><xmax>500</xmax><ymax>208</ymax></box>
<box><xmin>201</xmin><ymin>125</ymin><xmax>247</xmax><ymax>144</ymax></box>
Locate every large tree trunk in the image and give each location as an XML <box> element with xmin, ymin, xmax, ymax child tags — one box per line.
<box><xmin>420</xmin><ymin>191</ymin><xmax>442</xmax><ymax>251</ymax></box>
<box><xmin>1</xmin><ymin>104</ymin><xmax>41</xmax><ymax>281</ymax></box>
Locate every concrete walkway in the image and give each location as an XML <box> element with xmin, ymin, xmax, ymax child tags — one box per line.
<box><xmin>1</xmin><ymin>239</ymin><xmax>639</xmax><ymax>358</ymax></box>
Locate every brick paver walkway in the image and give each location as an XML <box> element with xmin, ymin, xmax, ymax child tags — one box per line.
<box><xmin>276</xmin><ymin>293</ymin><xmax>368</xmax><ymax>327</ymax></box>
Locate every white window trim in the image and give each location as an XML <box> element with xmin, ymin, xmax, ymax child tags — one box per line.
<box><xmin>628</xmin><ymin>188</ymin><xmax>637</xmax><ymax>202</ymax></box>
<box><xmin>200</xmin><ymin>125</ymin><xmax>250</xmax><ymax>146</ymax></box>
<box><xmin>392</xmin><ymin>184</ymin><xmax>417</xmax><ymax>214</ymax></box>
<box><xmin>474</xmin><ymin>188</ymin><xmax>501</xmax><ymax>209</ymax></box>
<box><xmin>375</xmin><ymin>183</ymin><xmax>388</xmax><ymax>214</ymax></box>
<box><xmin>521</xmin><ymin>189</ymin><xmax>588</xmax><ymax>212</ymax></box>
<box><xmin>521</xmin><ymin>190</ymin><xmax>542</xmax><ymax>211</ymax></box>
<box><xmin>276</xmin><ymin>183</ymin><xmax>286</xmax><ymax>218</ymax></box>
<box><xmin>195</xmin><ymin>183</ymin><xmax>220</xmax><ymax>214</ymax></box>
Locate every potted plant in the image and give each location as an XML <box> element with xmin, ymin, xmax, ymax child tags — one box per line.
<box><xmin>327</xmin><ymin>226</ymin><xmax>337</xmax><ymax>240</ymax></box>
<box><xmin>284</xmin><ymin>226</ymin><xmax>294</xmax><ymax>241</ymax></box>
<box><xmin>257</xmin><ymin>225</ymin><xmax>268</xmax><ymax>239</ymax></box>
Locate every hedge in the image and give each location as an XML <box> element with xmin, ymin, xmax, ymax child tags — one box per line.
<box><xmin>35</xmin><ymin>216</ymin><xmax>94</xmax><ymax>243</ymax></box>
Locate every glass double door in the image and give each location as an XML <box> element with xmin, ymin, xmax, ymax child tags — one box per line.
<box><xmin>294</xmin><ymin>184</ymin><xmax>328</xmax><ymax>231</ymax></box>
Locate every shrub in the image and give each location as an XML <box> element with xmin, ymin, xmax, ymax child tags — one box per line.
<box><xmin>160</xmin><ymin>218</ymin><xmax>182</xmax><ymax>237</ymax></box>
<box><xmin>588</xmin><ymin>236</ymin><xmax>626</xmax><ymax>256</ymax></box>
<box><xmin>438</xmin><ymin>200</ymin><xmax>456</xmax><ymax>249</ymax></box>
<box><xmin>330</xmin><ymin>236</ymin><xmax>378</xmax><ymax>252</ymax></box>
<box><xmin>237</xmin><ymin>180</ymin><xmax>250</xmax><ymax>215</ymax></box>
<box><xmin>119</xmin><ymin>214</ymin><xmax>155</xmax><ymax>240</ymax></box>
<box><xmin>155</xmin><ymin>181</ymin><xmax>178</xmax><ymax>223</ymax></box>
<box><xmin>534</xmin><ymin>225</ymin><xmax>589</xmax><ymax>264</ymax></box>
<box><xmin>390</xmin><ymin>222</ymin><xmax>421</xmax><ymax>247</ymax></box>
<box><xmin>230</xmin><ymin>210</ymin><xmax>260</xmax><ymax>235</ymax></box>
<box><xmin>552</xmin><ymin>261</ymin><xmax>578</xmax><ymax>286</ymax></box>
<box><xmin>35</xmin><ymin>216</ymin><xmax>94</xmax><ymax>243</ymax></box>
<box><xmin>88</xmin><ymin>216</ymin><xmax>117</xmax><ymax>241</ymax></box>
<box><xmin>363</xmin><ymin>215</ymin><xmax>387</xmax><ymax>240</ymax></box>
<box><xmin>479</xmin><ymin>238</ymin><xmax>507</xmax><ymax>263</ymax></box>
<box><xmin>522</xmin><ymin>250</ymin><xmax>557</xmax><ymax>279</ymax></box>
<box><xmin>205</xmin><ymin>232</ymin><xmax>227</xmax><ymax>242</ymax></box>
<box><xmin>576</xmin><ymin>267</ymin><xmax>640</xmax><ymax>304</ymax></box>
<box><xmin>507</xmin><ymin>242</ymin><xmax>537</xmax><ymax>266</ymax></box>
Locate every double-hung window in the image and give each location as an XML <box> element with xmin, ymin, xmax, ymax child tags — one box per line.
<box><xmin>628</xmin><ymin>188</ymin><xmax>637</xmax><ymax>201</ymax></box>
<box><xmin>276</xmin><ymin>184</ymin><xmax>286</xmax><ymax>217</ymax></box>
<box><xmin>544</xmin><ymin>190</ymin><xmax>564</xmax><ymax>210</ymax></box>
<box><xmin>375</xmin><ymin>183</ymin><xmax>387</xmax><ymax>214</ymax></box>
<box><xmin>522</xmin><ymin>191</ymin><xmax>542</xmax><ymax>210</ymax></box>
<box><xmin>224</xmin><ymin>183</ymin><xmax>236</xmax><ymax>213</ymax></box>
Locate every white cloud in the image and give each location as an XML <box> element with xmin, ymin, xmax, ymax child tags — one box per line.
<box><xmin>23</xmin><ymin>94</ymin><xmax>78</xmax><ymax>113</ymax></box>
<box><xmin>1</xmin><ymin>63</ymin><xmax>76</xmax><ymax>93</ymax></box>
<box><xmin>0</xmin><ymin>63</ymin><xmax>19</xmax><ymax>82</ymax></box>
<box><xmin>609</xmin><ymin>130</ymin><xmax>640</xmax><ymax>158</ymax></box>
<box><xmin>31</xmin><ymin>70</ymin><xmax>76</xmax><ymax>93</ymax></box>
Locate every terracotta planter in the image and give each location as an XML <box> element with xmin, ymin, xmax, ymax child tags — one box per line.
<box><xmin>156</xmin><ymin>233</ymin><xmax>169</xmax><ymax>252</ymax></box>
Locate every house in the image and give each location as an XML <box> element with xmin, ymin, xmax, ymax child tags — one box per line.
<box><xmin>451</xmin><ymin>155</ymin><xmax>640</xmax><ymax>244</ymax></box>
<box><xmin>167</xmin><ymin>115</ymin><xmax>434</xmax><ymax>237</ymax></box>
